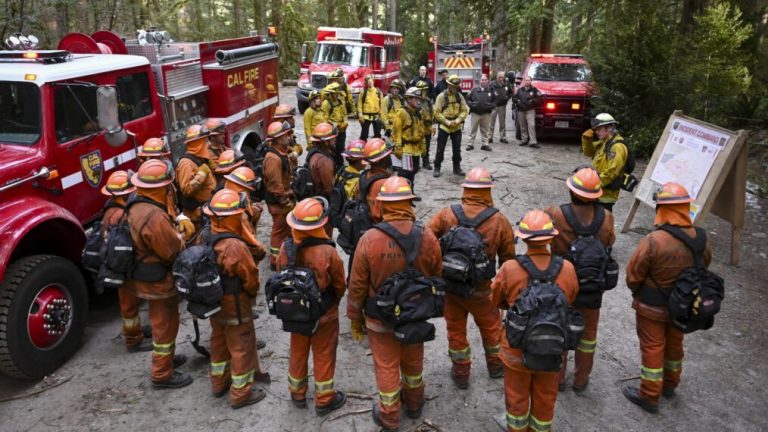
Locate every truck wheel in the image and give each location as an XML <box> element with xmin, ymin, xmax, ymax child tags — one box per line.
<box><xmin>297</xmin><ymin>100</ymin><xmax>309</xmax><ymax>114</ymax></box>
<box><xmin>0</xmin><ymin>255</ymin><xmax>88</xmax><ymax>379</ymax></box>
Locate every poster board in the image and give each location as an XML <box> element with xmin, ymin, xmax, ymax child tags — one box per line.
<box><xmin>621</xmin><ymin>111</ymin><xmax>748</xmax><ymax>265</ymax></box>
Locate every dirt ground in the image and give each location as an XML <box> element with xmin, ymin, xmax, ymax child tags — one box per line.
<box><xmin>1</xmin><ymin>85</ymin><xmax>767</xmax><ymax>432</ymax></box>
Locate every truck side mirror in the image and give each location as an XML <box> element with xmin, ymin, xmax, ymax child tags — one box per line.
<box><xmin>96</xmin><ymin>86</ymin><xmax>127</xmax><ymax>147</ymax></box>
<box><xmin>301</xmin><ymin>43</ymin><xmax>308</xmax><ymax>63</ymax></box>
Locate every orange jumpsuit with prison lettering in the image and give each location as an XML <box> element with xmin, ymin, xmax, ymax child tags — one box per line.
<box><xmin>626</xmin><ymin>202</ymin><xmax>712</xmax><ymax>406</ymax></box>
<box><xmin>347</xmin><ymin>200</ymin><xmax>442</xmax><ymax>431</ymax></box>
<box><xmin>277</xmin><ymin>228</ymin><xmax>346</xmax><ymax>407</ymax></box>
<box><xmin>491</xmin><ymin>244</ymin><xmax>578</xmax><ymax>432</ymax></box>
<box><xmin>427</xmin><ymin>186</ymin><xmax>515</xmax><ymax>383</ymax></box>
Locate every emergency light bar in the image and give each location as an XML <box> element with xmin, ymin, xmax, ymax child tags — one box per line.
<box><xmin>0</xmin><ymin>50</ymin><xmax>72</xmax><ymax>64</ymax></box>
<box><xmin>531</xmin><ymin>53</ymin><xmax>583</xmax><ymax>58</ymax></box>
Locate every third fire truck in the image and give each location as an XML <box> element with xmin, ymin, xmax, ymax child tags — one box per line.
<box><xmin>427</xmin><ymin>36</ymin><xmax>493</xmax><ymax>93</ymax></box>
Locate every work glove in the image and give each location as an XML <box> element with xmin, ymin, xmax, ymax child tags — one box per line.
<box><xmin>206</xmin><ymin>159</ymin><xmax>217</xmax><ymax>172</ymax></box>
<box><xmin>292</xmin><ymin>144</ymin><xmax>304</xmax><ymax>157</ymax></box>
<box><xmin>196</xmin><ymin>162</ymin><xmax>211</xmax><ymax>178</ymax></box>
<box><xmin>350</xmin><ymin>320</ymin><xmax>365</xmax><ymax>341</ymax></box>
<box><xmin>431</xmin><ymin>125</ymin><xmax>437</xmax><ymax>135</ymax></box>
<box><xmin>692</xmin><ymin>288</ymin><xmax>701</xmax><ymax>315</ymax></box>
<box><xmin>582</xmin><ymin>128</ymin><xmax>595</xmax><ymax>139</ymax></box>
<box><xmin>394</xmin><ymin>146</ymin><xmax>403</xmax><ymax>159</ymax></box>
<box><xmin>250</xmin><ymin>202</ymin><xmax>264</xmax><ymax>224</ymax></box>
<box><xmin>175</xmin><ymin>214</ymin><xmax>196</xmax><ymax>240</ymax></box>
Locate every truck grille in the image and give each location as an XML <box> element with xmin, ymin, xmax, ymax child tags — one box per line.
<box><xmin>311</xmin><ymin>74</ymin><xmax>328</xmax><ymax>89</ymax></box>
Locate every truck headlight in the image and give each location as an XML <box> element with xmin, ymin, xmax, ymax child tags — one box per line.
<box><xmin>298</xmin><ymin>81</ymin><xmax>312</xmax><ymax>90</ymax></box>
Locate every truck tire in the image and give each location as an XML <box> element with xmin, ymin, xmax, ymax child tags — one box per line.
<box><xmin>297</xmin><ymin>100</ymin><xmax>309</xmax><ymax>114</ymax></box>
<box><xmin>0</xmin><ymin>255</ymin><xmax>88</xmax><ymax>379</ymax></box>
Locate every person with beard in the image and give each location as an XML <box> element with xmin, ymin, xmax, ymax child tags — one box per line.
<box><xmin>204</xmin><ymin>118</ymin><xmax>227</xmax><ymax>163</ymax></box>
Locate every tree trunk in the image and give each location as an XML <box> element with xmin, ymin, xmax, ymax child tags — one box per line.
<box><xmin>539</xmin><ymin>0</ymin><xmax>556</xmax><ymax>54</ymax></box>
<box><xmin>528</xmin><ymin>18</ymin><xmax>541</xmax><ymax>53</ymax></box>
<box><xmin>682</xmin><ymin>0</ymin><xmax>707</xmax><ymax>33</ymax></box>
<box><xmin>372</xmin><ymin>0</ymin><xmax>378</xmax><ymax>29</ymax></box>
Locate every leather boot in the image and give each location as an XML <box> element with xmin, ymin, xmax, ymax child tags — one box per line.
<box><xmin>451</xmin><ymin>368</ymin><xmax>469</xmax><ymax>390</ymax></box>
<box><xmin>152</xmin><ymin>370</ymin><xmax>193</xmax><ymax>389</ymax></box>
<box><xmin>433</xmin><ymin>165</ymin><xmax>441</xmax><ymax>178</ymax></box>
<box><xmin>231</xmin><ymin>388</ymin><xmax>266</xmax><ymax>409</ymax></box>
<box><xmin>622</xmin><ymin>386</ymin><xmax>659</xmax><ymax>414</ymax></box>
<box><xmin>315</xmin><ymin>391</ymin><xmax>347</xmax><ymax>416</ymax></box>
<box><xmin>405</xmin><ymin>399</ymin><xmax>425</xmax><ymax>419</ymax></box>
<box><xmin>423</xmin><ymin>156</ymin><xmax>432</xmax><ymax>170</ymax></box>
<box><xmin>372</xmin><ymin>401</ymin><xmax>400</xmax><ymax>432</ymax></box>
<box><xmin>173</xmin><ymin>354</ymin><xmax>187</xmax><ymax>368</ymax></box>
<box><xmin>453</xmin><ymin>166</ymin><xmax>465</xmax><ymax>176</ymax></box>
<box><xmin>127</xmin><ymin>338</ymin><xmax>153</xmax><ymax>353</ymax></box>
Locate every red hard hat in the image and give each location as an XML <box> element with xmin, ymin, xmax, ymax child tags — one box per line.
<box><xmin>266</xmin><ymin>121</ymin><xmax>292</xmax><ymax>140</ymax></box>
<box><xmin>654</xmin><ymin>182</ymin><xmax>693</xmax><ymax>205</ymax></box>
<box><xmin>184</xmin><ymin>124</ymin><xmax>210</xmax><ymax>144</ymax></box>
<box><xmin>203</xmin><ymin>189</ymin><xmax>248</xmax><ymax>217</ymax></box>
<box><xmin>139</xmin><ymin>137</ymin><xmax>171</xmax><ymax>158</ymax></box>
<box><xmin>224</xmin><ymin>166</ymin><xmax>261</xmax><ymax>192</ymax></box>
<box><xmin>364</xmin><ymin>138</ymin><xmax>392</xmax><ymax>163</ymax></box>
<box><xmin>131</xmin><ymin>159</ymin><xmax>174</xmax><ymax>188</ymax></box>
<box><xmin>273</xmin><ymin>103</ymin><xmax>297</xmax><ymax>119</ymax></box>
<box><xmin>203</xmin><ymin>118</ymin><xmax>226</xmax><ymax>134</ymax></box>
<box><xmin>311</xmin><ymin>122</ymin><xmax>338</xmax><ymax>142</ymax></box>
<box><xmin>214</xmin><ymin>149</ymin><xmax>244</xmax><ymax>174</ymax></box>
<box><xmin>461</xmin><ymin>167</ymin><xmax>495</xmax><ymax>189</ymax></box>
<box><xmin>567</xmin><ymin>167</ymin><xmax>603</xmax><ymax>200</ymax></box>
<box><xmin>343</xmin><ymin>139</ymin><xmax>366</xmax><ymax>159</ymax></box>
<box><xmin>376</xmin><ymin>176</ymin><xmax>416</xmax><ymax>202</ymax></box>
<box><xmin>101</xmin><ymin>170</ymin><xmax>136</xmax><ymax>196</ymax></box>
<box><xmin>287</xmin><ymin>197</ymin><xmax>330</xmax><ymax>230</ymax></box>
<box><xmin>514</xmin><ymin>209</ymin><xmax>559</xmax><ymax>241</ymax></box>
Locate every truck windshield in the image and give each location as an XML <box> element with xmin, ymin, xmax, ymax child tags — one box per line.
<box><xmin>313</xmin><ymin>43</ymin><xmax>369</xmax><ymax>67</ymax></box>
<box><xmin>529</xmin><ymin>62</ymin><xmax>591</xmax><ymax>82</ymax></box>
<box><xmin>0</xmin><ymin>82</ymin><xmax>41</xmax><ymax>146</ymax></box>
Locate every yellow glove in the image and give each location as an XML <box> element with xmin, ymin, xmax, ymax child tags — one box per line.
<box><xmin>197</xmin><ymin>162</ymin><xmax>211</xmax><ymax>178</ymax></box>
<box><xmin>292</xmin><ymin>144</ymin><xmax>304</xmax><ymax>157</ymax></box>
<box><xmin>582</xmin><ymin>128</ymin><xmax>595</xmax><ymax>139</ymax></box>
<box><xmin>431</xmin><ymin>125</ymin><xmax>437</xmax><ymax>135</ymax></box>
<box><xmin>351</xmin><ymin>320</ymin><xmax>365</xmax><ymax>341</ymax></box>
<box><xmin>175</xmin><ymin>215</ymin><xmax>196</xmax><ymax>240</ymax></box>
<box><xmin>394</xmin><ymin>146</ymin><xmax>403</xmax><ymax>159</ymax></box>
<box><xmin>206</xmin><ymin>160</ymin><xmax>217</xmax><ymax>171</ymax></box>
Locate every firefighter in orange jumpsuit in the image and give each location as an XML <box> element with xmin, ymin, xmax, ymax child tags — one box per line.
<box><xmin>277</xmin><ymin>197</ymin><xmax>348</xmax><ymax>416</ymax></box>
<box><xmin>427</xmin><ymin>167</ymin><xmax>516</xmax><ymax>389</ymax></box>
<box><xmin>204</xmin><ymin>118</ymin><xmax>227</xmax><ymax>162</ymax></box>
<box><xmin>223</xmin><ymin>166</ymin><xmax>264</xmax><ymax>232</ymax></box>
<box><xmin>347</xmin><ymin>176</ymin><xmax>443</xmax><ymax>432</ymax></box>
<box><xmin>203</xmin><ymin>189</ymin><xmax>268</xmax><ymax>409</ymax></box>
<box><xmin>176</xmin><ymin>124</ymin><xmax>217</xmax><ymax>230</ymax></box>
<box><xmin>127</xmin><ymin>160</ymin><xmax>191</xmax><ymax>388</ymax></box>
<box><xmin>545</xmin><ymin>167</ymin><xmax>615</xmax><ymax>393</ymax></box>
<box><xmin>263</xmin><ymin>121</ymin><xmax>297</xmax><ymax>268</ymax></box>
<box><xmin>308</xmin><ymin>123</ymin><xmax>338</xmax><ymax>237</ymax></box>
<box><xmin>100</xmin><ymin>170</ymin><xmax>150</xmax><ymax>352</ymax></box>
<box><xmin>623</xmin><ymin>182</ymin><xmax>712</xmax><ymax>414</ymax></box>
<box><xmin>274</xmin><ymin>103</ymin><xmax>304</xmax><ymax>157</ymax></box>
<box><xmin>491</xmin><ymin>210</ymin><xmax>578</xmax><ymax>432</ymax></box>
<box><xmin>360</xmin><ymin>138</ymin><xmax>394</xmax><ymax>224</ymax></box>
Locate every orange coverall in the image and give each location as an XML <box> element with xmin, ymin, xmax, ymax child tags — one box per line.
<box><xmin>263</xmin><ymin>145</ymin><xmax>296</xmax><ymax>266</ymax></box>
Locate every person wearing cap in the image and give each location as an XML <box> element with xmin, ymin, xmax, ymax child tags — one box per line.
<box><xmin>204</xmin><ymin>118</ymin><xmax>228</xmax><ymax>161</ymax></box>
<box><xmin>329</xmin><ymin>67</ymin><xmax>357</xmax><ymax>116</ymax></box>
<box><xmin>347</xmin><ymin>176</ymin><xmax>442</xmax><ymax>432</ymax></box>
<box><xmin>416</xmin><ymin>80</ymin><xmax>435</xmax><ymax>170</ymax></box>
<box><xmin>357</xmin><ymin>75</ymin><xmax>382</xmax><ymax>140</ymax></box>
<box><xmin>308</xmin><ymin>123</ymin><xmax>339</xmax><ymax>236</ymax></box>
<box><xmin>623</xmin><ymin>182</ymin><xmax>712</xmax><ymax>414</ymax></box>
<box><xmin>278</xmin><ymin>197</ymin><xmax>348</xmax><ymax>416</ymax></box>
<box><xmin>263</xmin><ymin>121</ymin><xmax>297</xmax><ymax>268</ymax></box>
<box><xmin>466</xmin><ymin>74</ymin><xmax>495</xmax><ymax>152</ymax></box>
<box><xmin>176</xmin><ymin>124</ymin><xmax>217</xmax><ymax>230</ymax></box>
<box><xmin>321</xmin><ymin>82</ymin><xmax>349</xmax><ymax>165</ymax></box>
<box><xmin>513</xmin><ymin>76</ymin><xmax>542</xmax><ymax>148</ymax></box>
<box><xmin>361</xmin><ymin>138</ymin><xmax>394</xmax><ymax>224</ymax></box>
<box><xmin>127</xmin><ymin>159</ymin><xmax>191</xmax><ymax>389</ymax></box>
<box><xmin>223</xmin><ymin>166</ymin><xmax>265</xmax><ymax>235</ymax></box>
<box><xmin>380</xmin><ymin>80</ymin><xmax>405</xmax><ymax>138</ymax></box>
<box><xmin>491</xmin><ymin>209</ymin><xmax>578</xmax><ymax>432</ymax></box>
<box><xmin>392</xmin><ymin>87</ymin><xmax>426</xmax><ymax>200</ymax></box>
<box><xmin>304</xmin><ymin>90</ymin><xmax>326</xmax><ymax>149</ymax></box>
<box><xmin>100</xmin><ymin>170</ymin><xmax>150</xmax><ymax>353</ymax></box>
<box><xmin>213</xmin><ymin>149</ymin><xmax>245</xmax><ymax>184</ymax></box>
<box><xmin>407</xmin><ymin>66</ymin><xmax>435</xmax><ymax>100</ymax></box>
<box><xmin>433</xmin><ymin>69</ymin><xmax>450</xmax><ymax>98</ymax></box>
<box><xmin>544</xmin><ymin>167</ymin><xmax>616</xmax><ymax>393</ymax></box>
<box><xmin>274</xmin><ymin>103</ymin><xmax>304</xmax><ymax>157</ymax></box>
<box><xmin>203</xmin><ymin>189</ymin><xmax>268</xmax><ymax>409</ymax></box>
<box><xmin>582</xmin><ymin>113</ymin><xmax>628</xmax><ymax>213</ymax></box>
<box><xmin>427</xmin><ymin>167</ymin><xmax>515</xmax><ymax>389</ymax></box>
<box><xmin>433</xmin><ymin>74</ymin><xmax>469</xmax><ymax>177</ymax></box>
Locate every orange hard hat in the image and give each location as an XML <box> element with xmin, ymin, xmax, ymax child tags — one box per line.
<box><xmin>311</xmin><ymin>122</ymin><xmax>338</xmax><ymax>142</ymax></box>
<box><xmin>273</xmin><ymin>103</ymin><xmax>297</xmax><ymax>119</ymax></box>
<box><xmin>514</xmin><ymin>209</ymin><xmax>559</xmax><ymax>241</ymax></box>
<box><xmin>343</xmin><ymin>139</ymin><xmax>366</xmax><ymax>159</ymax></box>
<box><xmin>224</xmin><ymin>166</ymin><xmax>261</xmax><ymax>192</ymax></box>
<box><xmin>266</xmin><ymin>121</ymin><xmax>292</xmax><ymax>140</ymax></box>
<box><xmin>654</xmin><ymin>182</ymin><xmax>693</xmax><ymax>205</ymax></box>
<box><xmin>101</xmin><ymin>170</ymin><xmax>136</xmax><ymax>196</ymax></box>
<box><xmin>131</xmin><ymin>159</ymin><xmax>174</xmax><ymax>188</ymax></box>
<box><xmin>184</xmin><ymin>124</ymin><xmax>210</xmax><ymax>143</ymax></box>
<box><xmin>364</xmin><ymin>138</ymin><xmax>392</xmax><ymax>163</ymax></box>
<box><xmin>377</xmin><ymin>176</ymin><xmax>416</xmax><ymax>201</ymax></box>
<box><xmin>287</xmin><ymin>197</ymin><xmax>330</xmax><ymax>230</ymax></box>
<box><xmin>204</xmin><ymin>118</ymin><xmax>226</xmax><ymax>134</ymax></box>
<box><xmin>203</xmin><ymin>188</ymin><xmax>248</xmax><ymax>217</ymax></box>
<box><xmin>138</xmin><ymin>137</ymin><xmax>171</xmax><ymax>158</ymax></box>
<box><xmin>214</xmin><ymin>149</ymin><xmax>244</xmax><ymax>174</ymax></box>
<box><xmin>461</xmin><ymin>166</ymin><xmax>495</xmax><ymax>189</ymax></box>
<box><xmin>567</xmin><ymin>167</ymin><xmax>603</xmax><ymax>200</ymax></box>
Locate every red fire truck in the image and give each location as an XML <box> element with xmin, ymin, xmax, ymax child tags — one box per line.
<box><xmin>0</xmin><ymin>30</ymin><xmax>278</xmax><ymax>379</ymax></box>
<box><xmin>515</xmin><ymin>53</ymin><xmax>593</xmax><ymax>137</ymax></box>
<box><xmin>427</xmin><ymin>36</ymin><xmax>493</xmax><ymax>93</ymax></box>
<box><xmin>296</xmin><ymin>27</ymin><xmax>402</xmax><ymax>113</ymax></box>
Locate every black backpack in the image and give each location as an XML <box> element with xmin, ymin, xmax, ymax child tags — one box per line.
<box><xmin>439</xmin><ymin>204</ymin><xmax>499</xmax><ymax>297</ymax></box>
<box><xmin>504</xmin><ymin>255</ymin><xmax>584</xmax><ymax>372</ymax></box>
<box><xmin>336</xmin><ymin>171</ymin><xmax>388</xmax><ymax>254</ymax></box>
<box><xmin>264</xmin><ymin>237</ymin><xmax>337</xmax><ymax>336</ymax></box>
<box><xmin>364</xmin><ymin>222</ymin><xmax>446</xmax><ymax>344</ymax></box>
<box><xmin>82</xmin><ymin>201</ymin><xmax>125</xmax><ymax>274</ymax></box>
<box><xmin>329</xmin><ymin>167</ymin><xmax>359</xmax><ymax>227</ymax></box>
<box><xmin>560</xmin><ymin>204</ymin><xmax>619</xmax><ymax>308</ymax></box>
<box><xmin>658</xmin><ymin>225</ymin><xmax>725</xmax><ymax>334</ymax></box>
<box><xmin>292</xmin><ymin>148</ymin><xmax>321</xmax><ymax>201</ymax></box>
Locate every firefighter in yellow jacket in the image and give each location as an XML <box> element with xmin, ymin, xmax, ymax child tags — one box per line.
<box><xmin>321</xmin><ymin>82</ymin><xmax>348</xmax><ymax>165</ymax></box>
<box><xmin>304</xmin><ymin>91</ymin><xmax>325</xmax><ymax>149</ymax></box>
<box><xmin>433</xmin><ymin>75</ymin><xmax>469</xmax><ymax>177</ymax></box>
<box><xmin>381</xmin><ymin>79</ymin><xmax>405</xmax><ymax>137</ymax></box>
<box><xmin>392</xmin><ymin>87</ymin><xmax>426</xmax><ymax>200</ymax></box>
<box><xmin>357</xmin><ymin>75</ymin><xmax>382</xmax><ymax>140</ymax></box>
<box><xmin>581</xmin><ymin>113</ymin><xmax>628</xmax><ymax>213</ymax></box>
<box><xmin>416</xmin><ymin>80</ymin><xmax>435</xmax><ymax>170</ymax></box>
<box><xmin>329</xmin><ymin>67</ymin><xmax>357</xmax><ymax>116</ymax></box>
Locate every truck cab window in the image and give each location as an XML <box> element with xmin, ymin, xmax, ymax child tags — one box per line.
<box><xmin>0</xmin><ymin>82</ymin><xmax>41</xmax><ymax>146</ymax></box>
<box><xmin>116</xmin><ymin>72</ymin><xmax>153</xmax><ymax>122</ymax></box>
<box><xmin>54</xmin><ymin>85</ymin><xmax>98</xmax><ymax>143</ymax></box>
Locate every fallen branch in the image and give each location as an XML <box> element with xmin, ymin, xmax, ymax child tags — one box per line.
<box><xmin>347</xmin><ymin>392</ymin><xmax>374</xmax><ymax>400</ymax></box>
<box><xmin>409</xmin><ymin>418</ymin><xmax>442</xmax><ymax>432</ymax></box>
<box><xmin>0</xmin><ymin>375</ymin><xmax>72</xmax><ymax>403</ymax></box>
<box><xmin>616</xmin><ymin>375</ymin><xmax>641</xmax><ymax>383</ymax></box>
<box><xmin>329</xmin><ymin>408</ymin><xmax>372</xmax><ymax>422</ymax></box>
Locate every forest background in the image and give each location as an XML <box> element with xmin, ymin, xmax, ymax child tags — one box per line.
<box><xmin>2</xmin><ymin>0</ymin><xmax>767</xmax><ymax>189</ymax></box>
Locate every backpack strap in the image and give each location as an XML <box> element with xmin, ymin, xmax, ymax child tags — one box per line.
<box><xmin>374</xmin><ymin>221</ymin><xmax>424</xmax><ymax>267</ymax></box>
<box><xmin>560</xmin><ymin>203</ymin><xmax>604</xmax><ymax>237</ymax></box>
<box><xmin>516</xmin><ymin>254</ymin><xmax>563</xmax><ymax>284</ymax></box>
<box><xmin>284</xmin><ymin>237</ymin><xmax>336</xmax><ymax>268</ymax></box>
<box><xmin>305</xmin><ymin>147</ymin><xmax>320</xmax><ymax>167</ymax></box>
<box><xmin>181</xmin><ymin>153</ymin><xmax>204</xmax><ymax>167</ymax></box>
<box><xmin>358</xmin><ymin>171</ymin><xmax>388</xmax><ymax>201</ymax></box>
<box><xmin>657</xmin><ymin>225</ymin><xmax>707</xmax><ymax>268</ymax></box>
<box><xmin>266</xmin><ymin>146</ymin><xmax>291</xmax><ymax>173</ymax></box>
<box><xmin>450</xmin><ymin>204</ymin><xmax>499</xmax><ymax>229</ymax></box>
